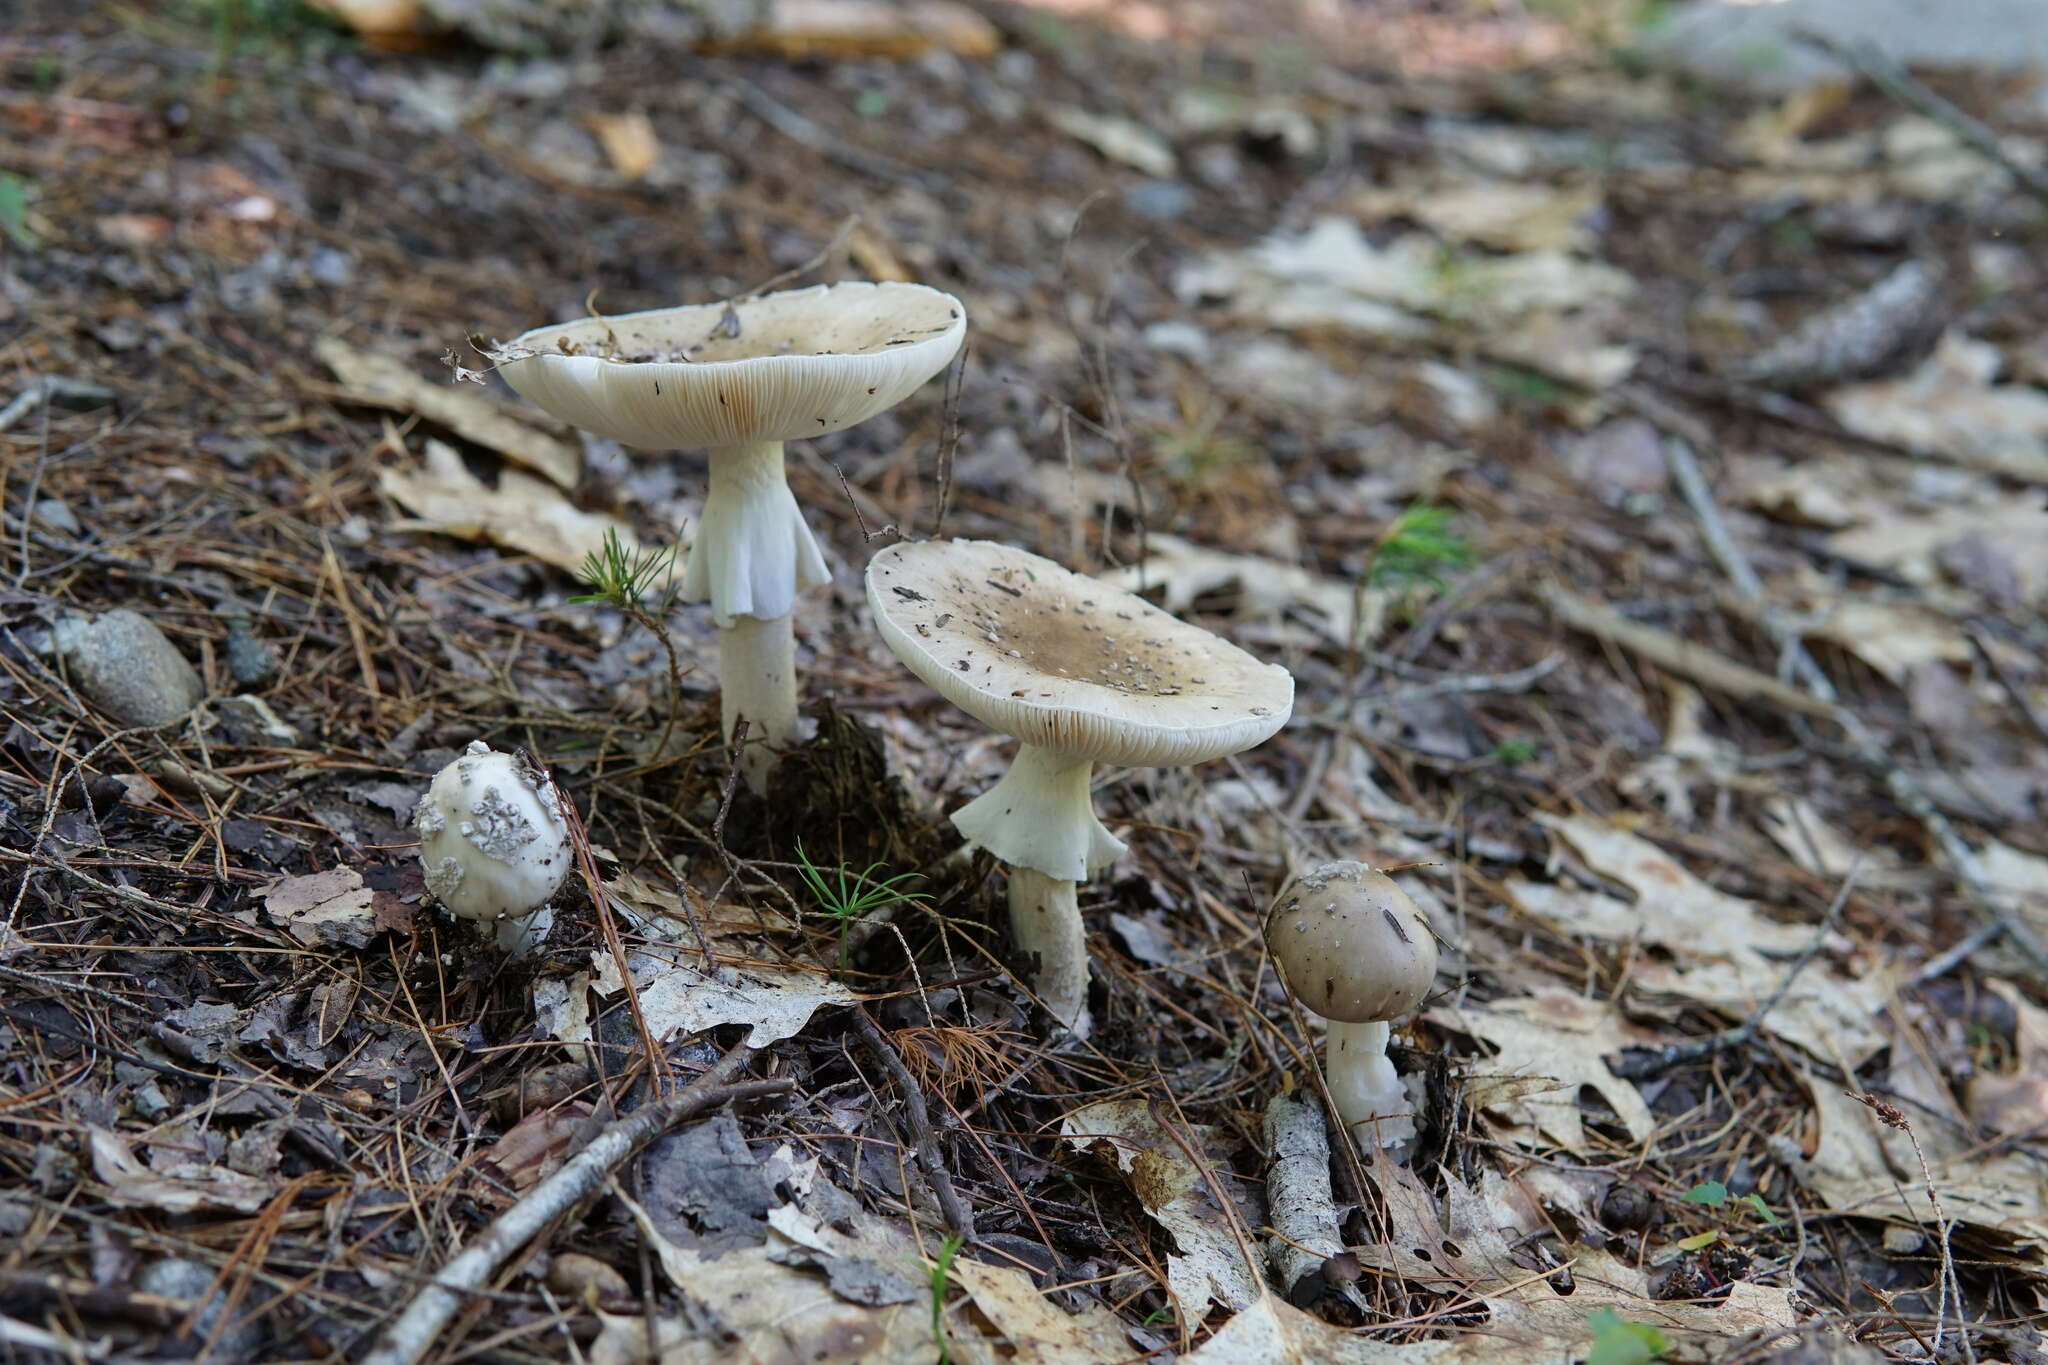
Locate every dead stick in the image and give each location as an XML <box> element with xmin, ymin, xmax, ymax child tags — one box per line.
<box><xmin>851</xmin><ymin>1005</ymin><xmax>976</xmax><ymax>1240</ymax></box>
<box><xmin>1795</xmin><ymin>29</ymin><xmax>2048</xmax><ymax>211</ymax></box>
<box><xmin>362</xmin><ymin>1043</ymin><xmax>787</xmax><ymax>1365</ymax></box>
<box><xmin>1541</xmin><ymin>585</ymin><xmax>1840</xmax><ymax>720</ymax></box>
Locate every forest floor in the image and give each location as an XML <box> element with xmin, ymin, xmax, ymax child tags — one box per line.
<box><xmin>3</xmin><ymin>1</ymin><xmax>2047</xmax><ymax>1361</ymax></box>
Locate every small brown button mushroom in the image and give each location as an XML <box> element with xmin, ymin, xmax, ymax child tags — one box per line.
<box><xmin>867</xmin><ymin>539</ymin><xmax>1294</xmax><ymax>1039</ymax></box>
<box><xmin>1265</xmin><ymin>861</ymin><xmax>1436</xmax><ymax>1148</ymax></box>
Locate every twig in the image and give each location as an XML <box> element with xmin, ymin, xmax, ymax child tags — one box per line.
<box><xmin>1541</xmin><ymin>585</ymin><xmax>1840</xmax><ymax>720</ymax></box>
<box><xmin>712</xmin><ymin>717</ymin><xmax>749</xmax><ymax>848</ymax></box>
<box><xmin>0</xmin><ymin>376</ymin><xmax>116</xmax><ymax>432</ymax></box>
<box><xmin>363</xmin><ymin>1043</ymin><xmax>787</xmax><ymax>1365</ymax></box>
<box><xmin>1653</xmin><ymin>433</ymin><xmax>2048</xmax><ymax>975</ymax></box>
<box><xmin>1611</xmin><ymin>862</ymin><xmax>1857</xmax><ymax>1079</ymax></box>
<box><xmin>559</xmin><ymin>793</ymin><xmax>670</xmax><ymax>1092</ymax></box>
<box><xmin>722</xmin><ymin>79</ymin><xmax>936</xmax><ymax>191</ymax></box>
<box><xmin>1795</xmin><ymin>28</ymin><xmax>2048</xmax><ymax>211</ymax></box>
<box><xmin>851</xmin><ymin>1006</ymin><xmax>976</xmax><ymax>1241</ymax></box>
<box><xmin>0</xmin><ymin>1314</ymin><xmax>106</xmax><ymax>1360</ymax></box>
<box><xmin>1851</xmin><ymin>1093</ymin><xmax>1961</xmax><ymax>1359</ymax></box>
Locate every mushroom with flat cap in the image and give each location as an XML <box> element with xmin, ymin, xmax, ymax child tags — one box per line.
<box><xmin>867</xmin><ymin>538</ymin><xmax>1294</xmax><ymax>1038</ymax></box>
<box><xmin>497</xmin><ymin>281</ymin><xmax>966</xmax><ymax>792</ymax></box>
<box><xmin>1264</xmin><ymin>861</ymin><xmax>1437</xmax><ymax>1148</ymax></box>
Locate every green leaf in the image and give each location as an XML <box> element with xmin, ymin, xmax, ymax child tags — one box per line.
<box><xmin>1739</xmin><ymin>1192</ymin><xmax>1781</xmax><ymax>1226</ymax></box>
<box><xmin>1680</xmin><ymin>1180</ymin><xmax>1728</xmax><ymax>1208</ymax></box>
<box><xmin>0</xmin><ymin>173</ymin><xmax>38</xmax><ymax>252</ymax></box>
<box><xmin>1586</xmin><ymin>1308</ymin><xmax>1671</xmax><ymax>1365</ymax></box>
<box><xmin>1674</xmin><ymin>1229</ymin><xmax>1719</xmax><ymax>1252</ymax></box>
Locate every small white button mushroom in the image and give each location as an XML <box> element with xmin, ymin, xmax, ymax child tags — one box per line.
<box><xmin>414</xmin><ymin>742</ymin><xmax>571</xmax><ymax>956</ymax></box>
<box><xmin>1265</xmin><ymin>862</ymin><xmax>1437</xmax><ymax>1149</ymax></box>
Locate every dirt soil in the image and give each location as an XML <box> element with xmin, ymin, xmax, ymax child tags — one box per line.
<box><xmin>2</xmin><ymin>1</ymin><xmax>2047</xmax><ymax>1361</ymax></box>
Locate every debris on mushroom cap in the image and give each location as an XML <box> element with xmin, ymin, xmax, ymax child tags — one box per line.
<box><xmin>414</xmin><ymin>741</ymin><xmax>571</xmax><ymax>929</ymax></box>
<box><xmin>865</xmin><ymin>539</ymin><xmax>1294</xmax><ymax>767</ymax></box>
<box><xmin>497</xmin><ymin>281</ymin><xmax>966</xmax><ymax>450</ymax></box>
<box><xmin>1265</xmin><ymin>861</ymin><xmax>1437</xmax><ymax>1023</ymax></box>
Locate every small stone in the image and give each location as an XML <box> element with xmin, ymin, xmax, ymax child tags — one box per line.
<box><xmin>1123</xmin><ymin>178</ymin><xmax>1194</xmax><ymax>223</ymax></box>
<box><xmin>224</xmin><ymin>617</ymin><xmax>277</xmax><ymax>687</ymax></box>
<box><xmin>138</xmin><ymin>1257</ymin><xmax>267</xmax><ymax>1361</ymax></box>
<box><xmin>31</xmin><ymin>498</ymin><xmax>81</xmax><ymax>536</ymax></box>
<box><xmin>54</xmin><ymin>609</ymin><xmax>205</xmax><ymax>728</ymax></box>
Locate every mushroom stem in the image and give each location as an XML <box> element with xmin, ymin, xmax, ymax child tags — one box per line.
<box><xmin>951</xmin><ymin>744</ymin><xmax>1126</xmax><ymax>882</ymax></box>
<box><xmin>1324</xmin><ymin>1020</ymin><xmax>1414</xmax><ymax>1148</ymax></box>
<box><xmin>1006</xmin><ymin>865</ymin><xmax>1090</xmax><ymax>1039</ymax></box>
<box><xmin>719</xmin><ymin>612</ymin><xmax>800</xmax><ymax>794</ymax></box>
<box><xmin>681</xmin><ymin>440</ymin><xmax>832</xmax><ymax>625</ymax></box>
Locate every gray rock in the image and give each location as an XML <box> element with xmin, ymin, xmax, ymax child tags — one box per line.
<box><xmin>137</xmin><ymin>1257</ymin><xmax>266</xmax><ymax>1361</ymax></box>
<box><xmin>1639</xmin><ymin>0</ymin><xmax>2048</xmax><ymax>99</ymax></box>
<box><xmin>55</xmin><ymin>609</ymin><xmax>205</xmax><ymax>727</ymax></box>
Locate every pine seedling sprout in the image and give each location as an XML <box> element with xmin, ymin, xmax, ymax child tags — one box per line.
<box><xmin>793</xmin><ymin>841</ymin><xmax>930</xmax><ymax>974</ymax></box>
<box><xmin>571</xmin><ymin>529</ymin><xmax>690</xmax><ymax>762</ymax></box>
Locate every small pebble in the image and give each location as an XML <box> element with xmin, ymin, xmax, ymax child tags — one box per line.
<box><xmin>53</xmin><ymin>609</ymin><xmax>205</xmax><ymax>728</ymax></box>
<box><xmin>137</xmin><ymin>1257</ymin><xmax>267</xmax><ymax>1361</ymax></box>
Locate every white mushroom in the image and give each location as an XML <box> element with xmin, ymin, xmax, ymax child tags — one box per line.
<box><xmin>1264</xmin><ymin>862</ymin><xmax>1437</xmax><ymax>1148</ymax></box>
<box><xmin>415</xmin><ymin>742</ymin><xmax>572</xmax><ymax>955</ymax></box>
<box><xmin>498</xmin><ymin>281</ymin><xmax>966</xmax><ymax>793</ymax></box>
<box><xmin>867</xmin><ymin>539</ymin><xmax>1294</xmax><ymax>1038</ymax></box>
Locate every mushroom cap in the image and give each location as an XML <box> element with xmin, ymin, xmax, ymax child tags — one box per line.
<box><xmin>866</xmin><ymin>539</ymin><xmax>1294</xmax><ymax>767</ymax></box>
<box><xmin>414</xmin><ymin>742</ymin><xmax>571</xmax><ymax>925</ymax></box>
<box><xmin>1265</xmin><ymin>861</ymin><xmax>1437</xmax><ymax>1023</ymax></box>
<box><xmin>496</xmin><ymin>281</ymin><xmax>965</xmax><ymax>450</ymax></box>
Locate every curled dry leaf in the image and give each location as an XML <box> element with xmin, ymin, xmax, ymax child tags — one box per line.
<box><xmin>90</xmin><ymin>1128</ymin><xmax>275</xmax><ymax>1214</ymax></box>
<box><xmin>380</xmin><ymin>438</ymin><xmax>648</xmax><ymax>578</ymax></box>
<box><xmin>316</xmin><ymin>337</ymin><xmax>579</xmax><ymax>488</ymax></box>
<box><xmin>1428</xmin><ymin>989</ymin><xmax>1655</xmax><ymax>1152</ymax></box>
<box><xmin>945</xmin><ymin>1258</ymin><xmax>1132</xmax><ymax>1365</ymax></box>
<box><xmin>1059</xmin><ymin>1098</ymin><xmax>1261</xmax><ymax>1317</ymax></box>
<box><xmin>1348</xmin><ymin>178</ymin><xmax>1603</xmax><ymax>254</ymax></box>
<box><xmin>1096</xmin><ymin>533</ymin><xmax>1389</xmax><ymax>647</ymax></box>
<box><xmin>1044</xmin><ymin>105</ymin><xmax>1177</xmax><ymax>178</ymax></box>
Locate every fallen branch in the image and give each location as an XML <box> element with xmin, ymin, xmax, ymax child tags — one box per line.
<box><xmin>1796</xmin><ymin>28</ymin><xmax>2048</xmax><ymax>211</ymax></box>
<box><xmin>362</xmin><ymin>1043</ymin><xmax>790</xmax><ymax>1365</ymax></box>
<box><xmin>1262</xmin><ymin>1093</ymin><xmax>1355</xmax><ymax>1306</ymax></box>
<box><xmin>851</xmin><ymin>1006</ymin><xmax>977</xmax><ymax>1241</ymax></box>
<box><xmin>1540</xmin><ymin>585</ymin><xmax>1840</xmax><ymax>721</ymax></box>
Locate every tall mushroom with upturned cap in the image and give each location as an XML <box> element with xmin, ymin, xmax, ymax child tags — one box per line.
<box><xmin>1265</xmin><ymin>862</ymin><xmax>1437</xmax><ymax>1148</ymax></box>
<box><xmin>497</xmin><ymin>282</ymin><xmax>966</xmax><ymax>791</ymax></box>
<box><xmin>867</xmin><ymin>539</ymin><xmax>1294</xmax><ymax>1038</ymax></box>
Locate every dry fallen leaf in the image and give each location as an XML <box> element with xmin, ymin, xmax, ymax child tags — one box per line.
<box><xmin>477</xmin><ymin>1105</ymin><xmax>592</xmax><ymax>1194</ymax></box>
<box><xmin>1798</xmin><ymin>1079</ymin><xmax>2048</xmax><ymax>1272</ymax></box>
<box><xmin>1045</xmin><ymin>105</ymin><xmax>1177</xmax><ymax>178</ymax></box>
<box><xmin>1514</xmin><ymin>814</ymin><xmax>1891</xmax><ymax>1065</ymax></box>
<box><xmin>1096</xmin><ymin>533</ymin><xmax>1388</xmax><ymax>646</ymax></box>
<box><xmin>946</xmin><ymin>1258</ymin><xmax>1133</xmax><ymax>1365</ymax></box>
<box><xmin>1219</xmin><ymin>1158</ymin><xmax>1800</xmax><ymax>1364</ymax></box>
<box><xmin>317</xmin><ymin>337</ymin><xmax>579</xmax><ymax>488</ymax></box>
<box><xmin>1430</xmin><ymin>989</ymin><xmax>1655</xmax><ymax>1152</ymax></box>
<box><xmin>592</xmin><ymin>944</ymin><xmax>854</xmax><ymax>1049</ymax></box>
<box><xmin>602</xmin><ymin>1192</ymin><xmax>934</xmax><ymax>1365</ymax></box>
<box><xmin>712</xmin><ymin>0</ymin><xmax>1001</xmax><ymax>60</ymax></box>
<box><xmin>380</xmin><ymin>438</ymin><xmax>648</xmax><ymax>578</ymax></box>
<box><xmin>1180</xmin><ymin>218</ymin><xmax>1635</xmax><ymax>388</ymax></box>
<box><xmin>258</xmin><ymin>867</ymin><xmax>379</xmax><ymax>948</ymax></box>
<box><xmin>1970</xmin><ymin>980</ymin><xmax>2048</xmax><ymax>1139</ymax></box>
<box><xmin>1826</xmin><ymin>491</ymin><xmax>2048</xmax><ymax>607</ymax></box>
<box><xmin>1060</xmin><ymin>1098</ymin><xmax>1261</xmax><ymax>1317</ymax></box>
<box><xmin>90</xmin><ymin>1128</ymin><xmax>275</xmax><ymax>1214</ymax></box>
<box><xmin>1824</xmin><ymin>331</ymin><xmax>2048</xmax><ymax>484</ymax></box>
<box><xmin>1348</xmin><ymin>179</ymin><xmax>1602</xmax><ymax>254</ymax></box>
<box><xmin>584</xmin><ymin>111</ymin><xmax>660</xmax><ymax>183</ymax></box>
